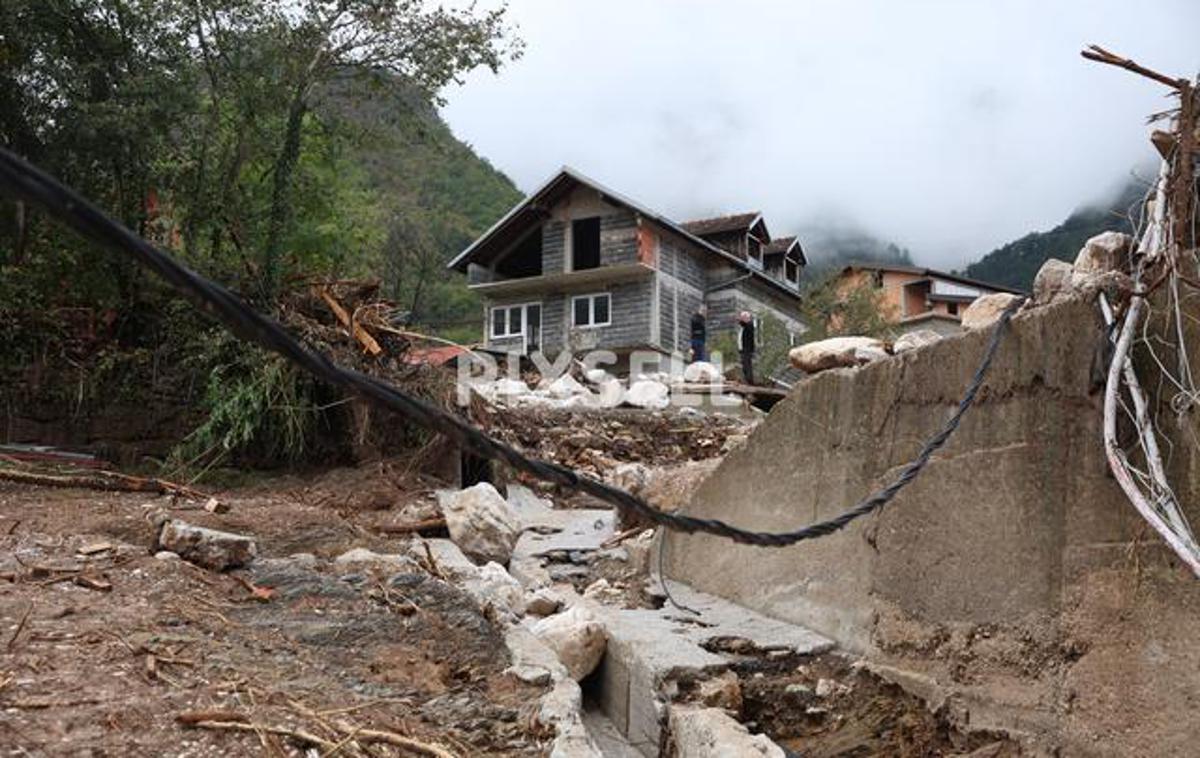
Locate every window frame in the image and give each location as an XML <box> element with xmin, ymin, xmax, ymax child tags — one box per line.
<box><xmin>569</xmin><ymin>216</ymin><xmax>602</xmax><ymax>272</ymax></box>
<box><xmin>490</xmin><ymin>301</ymin><xmax>540</xmax><ymax>340</ymax></box>
<box><xmin>570</xmin><ymin>292</ymin><xmax>613</xmax><ymax>329</ymax></box>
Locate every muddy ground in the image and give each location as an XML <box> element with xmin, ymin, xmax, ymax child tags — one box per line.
<box><xmin>2</xmin><ymin>452</ymin><xmax>1022</xmax><ymax>757</ymax></box>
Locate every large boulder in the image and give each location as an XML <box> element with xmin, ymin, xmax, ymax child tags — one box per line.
<box><xmin>1033</xmin><ymin>258</ymin><xmax>1075</xmax><ymax>305</ymax></box>
<box><xmin>531</xmin><ymin>605</ymin><xmax>607</xmax><ymax>681</ymax></box>
<box><xmin>1075</xmin><ymin>231</ymin><xmax>1132</xmax><ymax>275</ymax></box>
<box><xmin>961</xmin><ymin>292</ymin><xmax>1023</xmax><ymax>330</ymax></box>
<box><xmin>158</xmin><ymin>520</ymin><xmax>257</xmax><ymax>571</ymax></box>
<box><xmin>438</xmin><ymin>483</ymin><xmax>522</xmax><ymax>564</ymax></box>
<box><xmin>625</xmin><ymin>379</ymin><xmax>670</xmax><ymax>410</ymax></box>
<box><xmin>892</xmin><ymin>330</ymin><xmax>943</xmax><ymax>354</ymax></box>
<box><xmin>789</xmin><ymin>336</ymin><xmax>887</xmax><ymax>373</ymax></box>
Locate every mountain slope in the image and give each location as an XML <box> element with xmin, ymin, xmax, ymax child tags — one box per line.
<box><xmin>964</xmin><ymin>180</ymin><xmax>1144</xmax><ymax>291</ymax></box>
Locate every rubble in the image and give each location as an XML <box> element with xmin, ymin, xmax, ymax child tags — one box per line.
<box><xmin>1033</xmin><ymin>258</ymin><xmax>1076</xmax><ymax>305</ymax></box>
<box><xmin>531</xmin><ymin>605</ymin><xmax>608</xmax><ymax>681</ymax></box>
<box><xmin>438</xmin><ymin>482</ymin><xmax>522</xmax><ymax>564</ymax></box>
<box><xmin>157</xmin><ymin>519</ymin><xmax>257</xmax><ymax>571</ymax></box>
<box><xmin>788</xmin><ymin>336</ymin><xmax>887</xmax><ymax>373</ymax></box>
<box><xmin>960</xmin><ymin>292</ymin><xmax>1023</xmax><ymax>329</ymax></box>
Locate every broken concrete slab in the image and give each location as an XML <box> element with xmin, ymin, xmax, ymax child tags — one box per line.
<box><xmin>157</xmin><ymin>519</ymin><xmax>256</xmax><ymax>571</ymax></box>
<box><xmin>666</xmin><ymin>706</ymin><xmax>785</xmax><ymax>758</ymax></box>
<box><xmin>588</xmin><ymin>580</ymin><xmax>832</xmax><ymax>754</ymax></box>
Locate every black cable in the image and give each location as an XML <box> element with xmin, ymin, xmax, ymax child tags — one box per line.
<box><xmin>0</xmin><ymin>147</ymin><xmax>1025</xmax><ymax>548</ymax></box>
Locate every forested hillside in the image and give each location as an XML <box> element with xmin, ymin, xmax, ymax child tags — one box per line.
<box><xmin>796</xmin><ymin>222</ymin><xmax>916</xmax><ymax>279</ymax></box>
<box><xmin>0</xmin><ymin>0</ymin><xmax>522</xmax><ymax>466</ymax></box>
<box><xmin>963</xmin><ymin>179</ymin><xmax>1144</xmax><ymax>291</ymax></box>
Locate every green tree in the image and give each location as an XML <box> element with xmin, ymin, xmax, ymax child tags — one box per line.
<box><xmin>797</xmin><ymin>271</ymin><xmax>893</xmax><ymax>343</ymax></box>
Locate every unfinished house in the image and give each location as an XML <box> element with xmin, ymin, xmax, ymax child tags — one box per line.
<box><xmin>837</xmin><ymin>263</ymin><xmax>1022</xmax><ymax>335</ymax></box>
<box><xmin>447</xmin><ymin>168</ymin><xmax>806</xmax><ymax>366</ymax></box>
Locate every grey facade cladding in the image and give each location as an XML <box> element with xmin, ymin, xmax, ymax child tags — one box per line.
<box><xmin>542</xmin><ymin>220</ymin><xmax>565</xmax><ymax>273</ymax></box>
<box><xmin>599</xmin><ymin>211</ymin><xmax>638</xmax><ymax>266</ymax></box>
<box><xmin>564</xmin><ymin>279</ymin><xmax>653</xmax><ymax>352</ymax></box>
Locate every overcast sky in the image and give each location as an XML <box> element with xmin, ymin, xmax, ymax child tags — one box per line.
<box><xmin>441</xmin><ymin>0</ymin><xmax>1200</xmax><ymax>268</ymax></box>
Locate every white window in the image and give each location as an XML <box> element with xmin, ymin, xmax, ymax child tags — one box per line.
<box><xmin>571</xmin><ymin>293</ymin><xmax>612</xmax><ymax>328</ymax></box>
<box><xmin>491</xmin><ymin>304</ymin><xmax>525</xmax><ymax>338</ymax></box>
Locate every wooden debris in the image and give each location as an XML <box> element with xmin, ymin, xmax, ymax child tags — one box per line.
<box><xmin>0</xmin><ymin>466</ymin><xmax>207</xmax><ymax>499</ymax></box>
<box><xmin>315</xmin><ymin>286</ymin><xmax>383</xmax><ymax>357</ymax></box>
<box><xmin>376</xmin><ymin>516</ymin><xmax>447</xmax><ymax>536</ymax></box>
<box><xmin>176</xmin><ymin>709</ymin><xmax>250</xmax><ymax>725</ymax></box>
<box><xmin>73</xmin><ymin>574</ymin><xmax>112</xmax><ymax>592</ymax></box>
<box><xmin>77</xmin><ymin>542</ymin><xmax>114</xmax><ymax>556</ymax></box>
<box><xmin>6</xmin><ymin>602</ymin><xmax>32</xmax><ymax>651</ymax></box>
<box><xmin>204</xmin><ymin>497</ymin><xmax>229</xmax><ymax>514</ymax></box>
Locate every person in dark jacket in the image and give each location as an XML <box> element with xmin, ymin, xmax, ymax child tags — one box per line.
<box><xmin>689</xmin><ymin>305</ymin><xmax>707</xmax><ymax>362</ymax></box>
<box><xmin>737</xmin><ymin>310</ymin><xmax>756</xmax><ymax>384</ymax></box>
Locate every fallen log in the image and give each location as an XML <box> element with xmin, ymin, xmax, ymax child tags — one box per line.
<box><xmin>0</xmin><ymin>467</ymin><xmax>206</xmax><ymax>499</ymax></box>
<box><xmin>375</xmin><ymin>516</ymin><xmax>447</xmax><ymax>536</ymax></box>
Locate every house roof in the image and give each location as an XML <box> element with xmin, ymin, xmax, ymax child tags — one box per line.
<box><xmin>681</xmin><ymin>212</ymin><xmax>764</xmax><ymax>238</ymax></box>
<box><xmin>447</xmin><ymin>167</ymin><xmax>801</xmax><ymax>301</ymax></box>
<box><xmin>763</xmin><ymin>235</ymin><xmax>808</xmax><ymax>265</ymax></box>
<box><xmin>840</xmin><ymin>263</ymin><xmax>1024</xmax><ymax>295</ymax></box>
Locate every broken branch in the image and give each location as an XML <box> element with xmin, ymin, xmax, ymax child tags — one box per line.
<box><xmin>1081</xmin><ymin>45</ymin><xmax>1188</xmax><ymax>90</ymax></box>
<box><xmin>315</xmin><ymin>286</ymin><xmax>383</xmax><ymax>356</ymax></box>
<box><xmin>0</xmin><ymin>466</ymin><xmax>206</xmax><ymax>499</ymax></box>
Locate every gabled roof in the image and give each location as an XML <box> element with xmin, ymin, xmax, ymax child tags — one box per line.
<box><xmin>447</xmin><ymin>167</ymin><xmax>801</xmax><ymax>301</ymax></box>
<box><xmin>840</xmin><ymin>263</ymin><xmax>1024</xmax><ymax>295</ymax></box>
<box><xmin>763</xmin><ymin>235</ymin><xmax>808</xmax><ymax>265</ymax></box>
<box><xmin>681</xmin><ymin>212</ymin><xmax>765</xmax><ymax>238</ymax></box>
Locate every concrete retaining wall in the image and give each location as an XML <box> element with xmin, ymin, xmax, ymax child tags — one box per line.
<box><xmin>664</xmin><ymin>297</ymin><xmax>1200</xmax><ymax>755</ymax></box>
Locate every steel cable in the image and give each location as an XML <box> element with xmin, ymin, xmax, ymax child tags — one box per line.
<box><xmin>0</xmin><ymin>148</ymin><xmax>1024</xmax><ymax>548</ymax></box>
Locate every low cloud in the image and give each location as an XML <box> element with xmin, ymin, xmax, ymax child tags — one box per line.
<box><xmin>443</xmin><ymin>0</ymin><xmax>1199</xmax><ymax>267</ymax></box>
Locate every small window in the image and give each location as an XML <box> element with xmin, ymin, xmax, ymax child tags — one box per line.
<box><xmin>571</xmin><ymin>293</ymin><xmax>612</xmax><ymax>328</ymax></box>
<box><xmin>871</xmin><ymin>271</ymin><xmax>884</xmax><ymax>288</ymax></box>
<box><xmin>491</xmin><ymin>304</ymin><xmax>525</xmax><ymax>338</ymax></box>
<box><xmin>947</xmin><ymin>302</ymin><xmax>959</xmax><ymax>316</ymax></box>
<box><xmin>785</xmin><ymin>257</ymin><xmax>799</xmax><ymax>284</ymax></box>
<box><xmin>572</xmin><ymin>217</ymin><xmax>601</xmax><ymax>270</ymax></box>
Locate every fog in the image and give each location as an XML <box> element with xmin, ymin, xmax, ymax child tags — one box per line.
<box><xmin>441</xmin><ymin>0</ymin><xmax>1199</xmax><ymax>268</ymax></box>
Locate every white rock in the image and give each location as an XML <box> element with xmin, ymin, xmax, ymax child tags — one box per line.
<box><xmin>438</xmin><ymin>483</ymin><xmax>522</xmax><ymax>565</ymax></box>
<box><xmin>154</xmin><ymin>550</ymin><xmax>180</xmax><ymax>561</ymax></box>
<box><xmin>961</xmin><ymin>293</ymin><xmax>1023</xmax><ymax>330</ymax></box>
<box><xmin>1075</xmin><ymin>231</ymin><xmax>1131</xmax><ymax>275</ymax></box>
<box><xmin>668</xmin><ymin>706</ymin><xmax>785</xmax><ymax>757</ymax></box>
<box><xmin>593</xmin><ymin>377</ymin><xmax>624</xmax><ymax>408</ymax></box>
<box><xmin>334</xmin><ymin>548</ymin><xmax>416</xmax><ymax>570</ymax></box>
<box><xmin>546</xmin><ymin>373</ymin><xmax>589</xmax><ymax>400</ymax></box>
<box><xmin>683</xmin><ymin>361</ymin><xmax>722</xmax><ymax>383</ymax></box>
<box><xmin>789</xmin><ymin>337</ymin><xmax>886</xmax><ymax>373</ymax></box>
<box><xmin>531</xmin><ymin>605</ymin><xmax>607</xmax><ymax>681</ymax></box>
<box><xmin>157</xmin><ymin>520</ymin><xmax>256</xmax><ymax>571</ymax></box>
<box><xmin>893</xmin><ymin>330</ymin><xmax>943</xmax><ymax>354</ymax></box>
<box><xmin>583</xmin><ymin>368</ymin><xmax>611</xmax><ymax>384</ymax></box>
<box><xmin>525</xmin><ymin>587</ymin><xmax>564</xmax><ymax>616</ymax></box>
<box><xmin>625</xmin><ymin>379</ymin><xmax>670</xmax><ymax>410</ymax></box>
<box><xmin>463</xmin><ymin>561</ymin><xmax>526</xmax><ymax>620</ymax></box>
<box><xmin>1032</xmin><ymin>258</ymin><xmax>1075</xmax><ymax>305</ymax></box>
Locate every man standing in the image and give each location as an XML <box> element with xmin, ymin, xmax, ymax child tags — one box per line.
<box><xmin>737</xmin><ymin>310</ymin><xmax>756</xmax><ymax>384</ymax></box>
<box><xmin>689</xmin><ymin>304</ymin><xmax>707</xmax><ymax>362</ymax></box>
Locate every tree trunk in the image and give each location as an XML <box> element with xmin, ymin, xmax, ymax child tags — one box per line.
<box><xmin>262</xmin><ymin>88</ymin><xmax>308</xmax><ymax>296</ymax></box>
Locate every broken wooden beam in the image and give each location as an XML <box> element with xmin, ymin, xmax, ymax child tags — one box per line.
<box><xmin>314</xmin><ymin>286</ymin><xmax>383</xmax><ymax>356</ymax></box>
